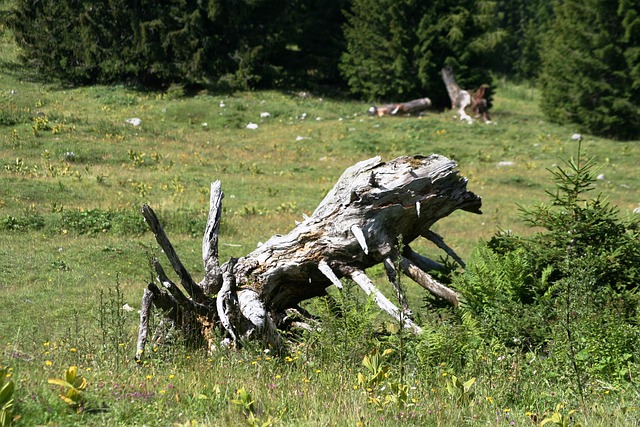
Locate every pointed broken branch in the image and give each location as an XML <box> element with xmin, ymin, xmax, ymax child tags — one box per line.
<box><xmin>135</xmin><ymin>288</ymin><xmax>154</xmax><ymax>361</ymax></box>
<box><xmin>400</xmin><ymin>256</ymin><xmax>460</xmax><ymax>307</ymax></box>
<box><xmin>347</xmin><ymin>267</ymin><xmax>422</xmax><ymax>334</ymax></box>
<box><xmin>423</xmin><ymin>230</ymin><xmax>465</xmax><ymax>268</ymax></box>
<box><xmin>201</xmin><ymin>181</ymin><xmax>224</xmax><ymax>295</ymax></box>
<box><xmin>142</xmin><ymin>204</ymin><xmax>205</xmax><ymax>303</ymax></box>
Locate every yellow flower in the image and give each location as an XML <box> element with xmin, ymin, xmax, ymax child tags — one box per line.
<box><xmin>146</xmin><ymin>375</ymin><xmax>152</xmax><ymax>380</ymax></box>
<box><xmin>315</xmin><ymin>369</ymin><xmax>321</xmax><ymax>373</ymax></box>
<box><xmin>486</xmin><ymin>396</ymin><xmax>494</xmax><ymax>403</ymax></box>
<box><xmin>69</xmin><ymin>347</ymin><xmax>77</xmax><ymax>353</ymax></box>
<box><xmin>45</xmin><ymin>360</ymin><xmax>53</xmax><ymax>366</ymax></box>
<box><xmin>275</xmin><ymin>375</ymin><xmax>281</xmax><ymax>379</ymax></box>
<box><xmin>503</xmin><ymin>408</ymin><xmax>511</xmax><ymax>413</ymax></box>
<box><xmin>43</xmin><ymin>342</ymin><xmax>50</xmax><ymax>347</ymax></box>
<box><xmin>160</xmin><ymin>389</ymin><xmax>166</xmax><ymax>394</ymax></box>
<box><xmin>169</xmin><ymin>374</ymin><xmax>175</xmax><ymax>379</ymax></box>
<box><xmin>303</xmin><ymin>378</ymin><xmax>310</xmax><ymax>383</ymax></box>
<box><xmin>5</xmin><ymin>373</ymin><xmax>11</xmax><ymax>379</ymax></box>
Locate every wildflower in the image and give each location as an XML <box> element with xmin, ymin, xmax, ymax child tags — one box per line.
<box><xmin>169</xmin><ymin>374</ymin><xmax>175</xmax><ymax>379</ymax></box>
<box><xmin>45</xmin><ymin>360</ymin><xmax>52</xmax><ymax>366</ymax></box>
<box><xmin>487</xmin><ymin>396</ymin><xmax>494</xmax><ymax>403</ymax></box>
<box><xmin>146</xmin><ymin>375</ymin><xmax>152</xmax><ymax>380</ymax></box>
<box><xmin>43</xmin><ymin>342</ymin><xmax>50</xmax><ymax>347</ymax></box>
<box><xmin>275</xmin><ymin>375</ymin><xmax>281</xmax><ymax>379</ymax></box>
<box><xmin>285</xmin><ymin>356</ymin><xmax>294</xmax><ymax>363</ymax></box>
<box><xmin>69</xmin><ymin>347</ymin><xmax>77</xmax><ymax>353</ymax></box>
<box><xmin>160</xmin><ymin>389</ymin><xmax>166</xmax><ymax>394</ymax></box>
<box><xmin>503</xmin><ymin>408</ymin><xmax>511</xmax><ymax>413</ymax></box>
<box><xmin>303</xmin><ymin>378</ymin><xmax>310</xmax><ymax>383</ymax></box>
<box><xmin>251</xmin><ymin>361</ymin><xmax>257</xmax><ymax>366</ymax></box>
<box><xmin>315</xmin><ymin>369</ymin><xmax>321</xmax><ymax>374</ymax></box>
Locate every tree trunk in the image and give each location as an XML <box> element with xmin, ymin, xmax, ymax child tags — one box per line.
<box><xmin>135</xmin><ymin>154</ymin><xmax>482</xmax><ymax>358</ymax></box>
<box><xmin>367</xmin><ymin>97</ymin><xmax>432</xmax><ymax>117</ymax></box>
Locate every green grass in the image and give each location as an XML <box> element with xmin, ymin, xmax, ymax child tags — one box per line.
<box><xmin>2</xmin><ymin>24</ymin><xmax>640</xmax><ymax>426</ymax></box>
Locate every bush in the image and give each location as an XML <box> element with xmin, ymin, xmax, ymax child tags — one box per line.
<box><xmin>456</xmin><ymin>141</ymin><xmax>640</xmax><ymax>385</ymax></box>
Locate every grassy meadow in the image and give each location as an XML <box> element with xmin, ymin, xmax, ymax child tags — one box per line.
<box><xmin>2</xmin><ymin>22</ymin><xmax>640</xmax><ymax>426</ymax></box>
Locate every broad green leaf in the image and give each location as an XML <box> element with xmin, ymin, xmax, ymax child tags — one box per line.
<box><xmin>0</xmin><ymin>381</ymin><xmax>14</xmax><ymax>405</ymax></box>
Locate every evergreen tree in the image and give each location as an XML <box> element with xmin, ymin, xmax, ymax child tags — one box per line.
<box><xmin>492</xmin><ymin>0</ymin><xmax>553</xmax><ymax>80</ymax></box>
<box><xmin>340</xmin><ymin>0</ymin><xmax>504</xmax><ymax>106</ymax></box>
<box><xmin>9</xmin><ymin>0</ymin><xmax>294</xmax><ymax>89</ymax></box>
<box><xmin>539</xmin><ymin>0</ymin><xmax>640</xmax><ymax>140</ymax></box>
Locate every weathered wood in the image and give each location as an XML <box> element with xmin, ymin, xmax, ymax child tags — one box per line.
<box><xmin>201</xmin><ymin>181</ymin><xmax>224</xmax><ymax>295</ymax></box>
<box><xmin>136</xmin><ymin>154</ymin><xmax>482</xmax><ymax>355</ymax></box>
<box><xmin>347</xmin><ymin>267</ymin><xmax>422</xmax><ymax>334</ymax></box>
<box><xmin>142</xmin><ymin>205</ymin><xmax>205</xmax><ymax>303</ymax></box>
<box><xmin>368</xmin><ymin>97</ymin><xmax>432</xmax><ymax>117</ymax></box>
<box><xmin>135</xmin><ymin>288</ymin><xmax>154</xmax><ymax>361</ymax></box>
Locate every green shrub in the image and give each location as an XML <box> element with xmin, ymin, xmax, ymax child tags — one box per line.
<box><xmin>456</xmin><ymin>141</ymin><xmax>640</xmax><ymax>385</ymax></box>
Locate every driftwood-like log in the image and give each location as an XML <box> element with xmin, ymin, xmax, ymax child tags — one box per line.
<box><xmin>367</xmin><ymin>97</ymin><xmax>432</xmax><ymax>117</ymax></box>
<box><xmin>136</xmin><ymin>154</ymin><xmax>481</xmax><ymax>356</ymax></box>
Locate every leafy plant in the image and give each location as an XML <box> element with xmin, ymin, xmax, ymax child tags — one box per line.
<box><xmin>0</xmin><ymin>367</ymin><xmax>15</xmax><ymax>427</ymax></box>
<box><xmin>444</xmin><ymin>374</ymin><xmax>476</xmax><ymax>406</ymax></box>
<box><xmin>357</xmin><ymin>348</ymin><xmax>393</xmax><ymax>390</ymax></box>
<box><xmin>48</xmin><ymin>366</ymin><xmax>87</xmax><ymax>413</ymax></box>
<box><xmin>540</xmin><ymin>403</ymin><xmax>581</xmax><ymax>427</ymax></box>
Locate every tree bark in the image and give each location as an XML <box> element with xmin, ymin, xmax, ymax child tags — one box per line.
<box><xmin>136</xmin><ymin>154</ymin><xmax>481</xmax><ymax>357</ymax></box>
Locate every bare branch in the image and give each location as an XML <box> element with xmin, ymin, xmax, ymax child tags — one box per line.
<box><xmin>135</xmin><ymin>288</ymin><xmax>154</xmax><ymax>361</ymax></box>
<box><xmin>347</xmin><ymin>268</ymin><xmax>422</xmax><ymax>334</ymax></box>
<box><xmin>318</xmin><ymin>260</ymin><xmax>343</xmax><ymax>289</ymax></box>
<box><xmin>400</xmin><ymin>256</ymin><xmax>460</xmax><ymax>307</ymax></box>
<box><xmin>423</xmin><ymin>230</ymin><xmax>465</xmax><ymax>268</ymax></box>
<box><xmin>201</xmin><ymin>181</ymin><xmax>224</xmax><ymax>295</ymax></box>
<box><xmin>142</xmin><ymin>204</ymin><xmax>205</xmax><ymax>303</ymax></box>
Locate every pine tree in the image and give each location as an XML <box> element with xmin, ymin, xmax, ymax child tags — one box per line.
<box><xmin>340</xmin><ymin>0</ymin><xmax>503</xmax><ymax>106</ymax></box>
<box><xmin>539</xmin><ymin>0</ymin><xmax>640</xmax><ymax>140</ymax></box>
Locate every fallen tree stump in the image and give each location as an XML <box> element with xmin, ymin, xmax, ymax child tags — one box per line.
<box><xmin>136</xmin><ymin>154</ymin><xmax>482</xmax><ymax>358</ymax></box>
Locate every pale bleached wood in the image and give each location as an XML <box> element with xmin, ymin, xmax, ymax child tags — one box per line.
<box><xmin>135</xmin><ymin>288</ymin><xmax>154</xmax><ymax>361</ymax></box>
<box><xmin>400</xmin><ymin>256</ymin><xmax>460</xmax><ymax>307</ymax></box>
<box><xmin>201</xmin><ymin>181</ymin><xmax>224</xmax><ymax>295</ymax></box>
<box><xmin>138</xmin><ymin>154</ymin><xmax>481</xmax><ymax>351</ymax></box>
<box><xmin>348</xmin><ymin>268</ymin><xmax>422</xmax><ymax>334</ymax></box>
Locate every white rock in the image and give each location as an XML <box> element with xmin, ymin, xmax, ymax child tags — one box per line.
<box><xmin>125</xmin><ymin>118</ymin><xmax>142</xmax><ymax>126</ymax></box>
